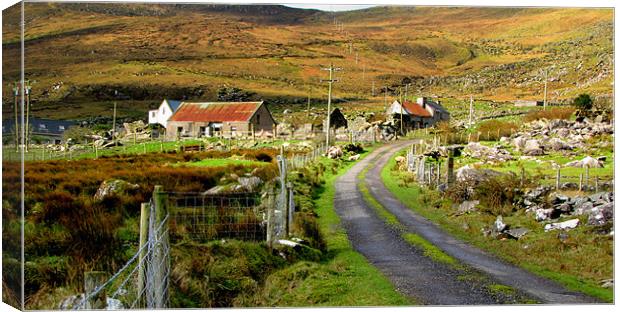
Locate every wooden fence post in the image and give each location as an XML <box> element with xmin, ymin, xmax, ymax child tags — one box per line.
<box><xmin>447</xmin><ymin>154</ymin><xmax>455</xmax><ymax>185</ymax></box>
<box><xmin>579</xmin><ymin>173</ymin><xmax>583</xmax><ymax>191</ymax></box>
<box><xmin>152</xmin><ymin>185</ymin><xmax>168</xmax><ymax>308</ymax></box>
<box><xmin>266</xmin><ymin>188</ymin><xmax>275</xmax><ymax>249</ymax></box>
<box><xmin>520</xmin><ymin>167</ymin><xmax>525</xmax><ymax>187</ymax></box>
<box><xmin>84</xmin><ymin>271</ymin><xmax>108</xmax><ymax>309</ymax></box>
<box><xmin>555</xmin><ymin>168</ymin><xmax>561</xmax><ymax>190</ymax></box>
<box><xmin>585</xmin><ymin>165</ymin><xmax>590</xmax><ymax>189</ymax></box>
<box><xmin>595</xmin><ymin>176</ymin><xmax>599</xmax><ymax>192</ymax></box>
<box><xmin>136</xmin><ymin>202</ymin><xmax>150</xmax><ymax>306</ymax></box>
<box><xmin>286</xmin><ymin>182</ymin><xmax>294</xmax><ymax>237</ymax></box>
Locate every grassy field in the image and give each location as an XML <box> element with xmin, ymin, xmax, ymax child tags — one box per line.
<box><xmin>380</xmin><ymin>149</ymin><xmax>613</xmax><ymax>302</ymax></box>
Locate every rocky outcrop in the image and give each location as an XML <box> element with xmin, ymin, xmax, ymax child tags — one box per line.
<box><xmin>94</xmin><ymin>179</ymin><xmax>139</xmax><ymax>201</ymax></box>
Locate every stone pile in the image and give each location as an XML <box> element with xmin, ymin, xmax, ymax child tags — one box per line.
<box><xmin>463</xmin><ymin>142</ymin><xmax>513</xmax><ymax>162</ymax></box>
<box><xmin>122</xmin><ymin>120</ymin><xmax>151</xmax><ymax>141</ymax></box>
<box><xmin>519</xmin><ymin>186</ymin><xmax>613</xmax><ymax>230</ymax></box>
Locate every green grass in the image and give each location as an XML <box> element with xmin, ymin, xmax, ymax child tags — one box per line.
<box><xmin>401</xmin><ymin>233</ymin><xmax>458</xmax><ymax>267</ymax></box>
<box><xmin>380</xmin><ymin>148</ymin><xmax>613</xmax><ymax>303</ymax></box>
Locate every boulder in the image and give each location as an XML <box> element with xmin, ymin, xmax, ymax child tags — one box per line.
<box><xmin>523</xmin><ymin>139</ymin><xmax>544</xmax><ymax>156</ymax></box>
<box><xmin>455</xmin><ymin>165</ymin><xmax>503</xmax><ymax>183</ymax></box>
<box><xmin>457</xmin><ymin>200</ymin><xmax>479</xmax><ymax>215</ymax></box>
<box><xmin>94</xmin><ymin>179</ymin><xmax>139</xmax><ymax>201</ymax></box>
<box><xmin>565</xmin><ymin>156</ymin><xmax>604</xmax><ymax>168</ymax></box>
<box><xmin>348</xmin><ymin>154</ymin><xmax>361</xmax><ymax>161</ymax></box>
<box><xmin>544</xmin><ymin>219</ymin><xmax>580</xmax><ymax>232</ymax></box>
<box><xmin>512</xmin><ymin>137</ymin><xmax>527</xmax><ymax>151</ymax></box>
<box><xmin>237</xmin><ymin>176</ymin><xmax>263</xmax><ymax>192</ymax></box>
<box><xmin>548</xmin><ymin>138</ymin><xmax>572</xmax><ymax>151</ymax></box>
<box><xmin>494</xmin><ymin>215</ymin><xmax>507</xmax><ymax>232</ymax></box>
<box><xmin>586</xmin><ymin>202</ymin><xmax>613</xmax><ymax>226</ymax></box>
<box><xmin>535</xmin><ymin>208</ymin><xmax>555</xmax><ymax>222</ymax></box>
<box><xmin>505</xmin><ymin>228</ymin><xmax>529</xmax><ymax>240</ymax></box>
<box><xmin>326</xmin><ymin>146</ymin><xmax>343</xmax><ymax>159</ymax></box>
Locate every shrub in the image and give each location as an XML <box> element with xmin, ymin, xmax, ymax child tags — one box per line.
<box><xmin>573</xmin><ymin>93</ymin><xmax>593</xmax><ymax>116</ymax></box>
<box><xmin>474</xmin><ymin>174</ymin><xmax>522</xmax><ymax>216</ymax></box>
<box><xmin>522</xmin><ymin>107</ymin><xmax>575</xmax><ymax>122</ymax></box>
<box><xmin>476</xmin><ymin>120</ymin><xmax>519</xmax><ymax>141</ymax></box>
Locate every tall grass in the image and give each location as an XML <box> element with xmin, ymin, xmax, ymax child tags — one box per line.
<box><xmin>522</xmin><ymin>107</ymin><xmax>575</xmax><ymax>122</ymax></box>
<box><xmin>476</xmin><ymin>120</ymin><xmax>519</xmax><ymax>141</ymax></box>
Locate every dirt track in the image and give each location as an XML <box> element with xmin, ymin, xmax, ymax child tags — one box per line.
<box><xmin>333</xmin><ymin>142</ymin><xmax>598</xmax><ymax>305</ymax></box>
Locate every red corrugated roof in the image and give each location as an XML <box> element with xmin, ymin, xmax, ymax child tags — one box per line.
<box><xmin>402</xmin><ymin>101</ymin><xmax>432</xmax><ymax>117</ymax></box>
<box><xmin>169</xmin><ymin>102</ymin><xmax>263</xmax><ymax>122</ymax></box>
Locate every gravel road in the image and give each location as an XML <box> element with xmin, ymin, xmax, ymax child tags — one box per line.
<box><xmin>334</xmin><ymin>142</ymin><xmax>599</xmax><ymax>305</ymax></box>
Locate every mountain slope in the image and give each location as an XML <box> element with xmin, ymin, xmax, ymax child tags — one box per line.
<box><xmin>2</xmin><ymin>3</ymin><xmax>613</xmax><ymax>119</ymax></box>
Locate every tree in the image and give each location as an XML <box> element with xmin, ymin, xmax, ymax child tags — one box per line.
<box><xmin>573</xmin><ymin>93</ymin><xmax>593</xmax><ymax>116</ymax></box>
<box><xmin>63</xmin><ymin>126</ymin><xmax>94</xmax><ymax>144</ymax></box>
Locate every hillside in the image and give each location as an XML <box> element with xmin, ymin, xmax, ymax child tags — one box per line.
<box><xmin>1</xmin><ymin>3</ymin><xmax>614</xmax><ymax>120</ymax></box>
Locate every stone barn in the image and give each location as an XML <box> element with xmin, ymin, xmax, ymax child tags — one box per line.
<box><xmin>166</xmin><ymin>101</ymin><xmax>276</xmax><ymax>139</ymax></box>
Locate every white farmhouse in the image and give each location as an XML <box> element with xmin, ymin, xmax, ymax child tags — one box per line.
<box><xmin>148</xmin><ymin>99</ymin><xmax>182</xmax><ymax>128</ymax></box>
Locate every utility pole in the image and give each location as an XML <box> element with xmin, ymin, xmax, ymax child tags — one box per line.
<box><xmin>469</xmin><ymin>95</ymin><xmax>474</xmax><ymax>128</ymax></box>
<box><xmin>399</xmin><ymin>87</ymin><xmax>404</xmax><ymax>136</ymax></box>
<box><xmin>307</xmin><ymin>89</ymin><xmax>311</xmax><ymax>120</ymax></box>
<box><xmin>321</xmin><ymin>63</ymin><xmax>341</xmax><ymax>147</ymax></box>
<box><xmin>112</xmin><ymin>90</ymin><xmax>118</xmax><ymax>147</ymax></box>
<box><xmin>24</xmin><ymin>81</ymin><xmax>31</xmax><ymax>152</ymax></box>
<box><xmin>405</xmin><ymin>83</ymin><xmax>410</xmax><ymax>102</ymax></box>
<box><xmin>372</xmin><ymin>81</ymin><xmax>375</xmax><ymax>97</ymax></box>
<box><xmin>384</xmin><ymin>86</ymin><xmax>388</xmax><ymax>113</ymax></box>
<box><xmin>543</xmin><ymin>69</ymin><xmax>548</xmax><ymax>110</ymax></box>
<box><xmin>13</xmin><ymin>83</ymin><xmax>19</xmax><ymax>151</ymax></box>
<box><xmin>355</xmin><ymin>52</ymin><xmax>359</xmax><ymax>64</ymax></box>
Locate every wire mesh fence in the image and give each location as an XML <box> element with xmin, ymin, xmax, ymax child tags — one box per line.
<box><xmin>167</xmin><ymin>192</ymin><xmax>266</xmax><ymax>242</ymax></box>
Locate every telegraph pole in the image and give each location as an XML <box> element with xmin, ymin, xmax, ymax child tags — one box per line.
<box><xmin>469</xmin><ymin>95</ymin><xmax>474</xmax><ymax>128</ymax></box>
<box><xmin>112</xmin><ymin>90</ymin><xmax>118</xmax><ymax>147</ymax></box>
<box><xmin>543</xmin><ymin>69</ymin><xmax>548</xmax><ymax>110</ymax></box>
<box><xmin>307</xmin><ymin>89</ymin><xmax>311</xmax><ymax>120</ymax></box>
<box><xmin>399</xmin><ymin>87</ymin><xmax>404</xmax><ymax>136</ymax></box>
<box><xmin>24</xmin><ymin>81</ymin><xmax>31</xmax><ymax>152</ymax></box>
<box><xmin>13</xmin><ymin>83</ymin><xmax>19</xmax><ymax>151</ymax></box>
<box><xmin>321</xmin><ymin>63</ymin><xmax>341</xmax><ymax>147</ymax></box>
<box><xmin>372</xmin><ymin>81</ymin><xmax>375</xmax><ymax>97</ymax></box>
<box><xmin>384</xmin><ymin>86</ymin><xmax>388</xmax><ymax>113</ymax></box>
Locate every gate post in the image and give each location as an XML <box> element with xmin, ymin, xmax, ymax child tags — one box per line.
<box><xmin>136</xmin><ymin>202</ymin><xmax>150</xmax><ymax>307</ymax></box>
<box><xmin>152</xmin><ymin>185</ymin><xmax>169</xmax><ymax>308</ymax></box>
<box><xmin>266</xmin><ymin>188</ymin><xmax>275</xmax><ymax>249</ymax></box>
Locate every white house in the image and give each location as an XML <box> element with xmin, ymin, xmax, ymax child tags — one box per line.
<box><xmin>148</xmin><ymin>99</ymin><xmax>182</xmax><ymax>128</ymax></box>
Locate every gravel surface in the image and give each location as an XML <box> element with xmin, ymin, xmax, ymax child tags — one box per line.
<box><xmin>334</xmin><ymin>142</ymin><xmax>600</xmax><ymax>305</ymax></box>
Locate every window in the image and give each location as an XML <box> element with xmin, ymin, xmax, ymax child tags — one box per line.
<box><xmin>39</xmin><ymin>124</ymin><xmax>46</xmax><ymax>129</ymax></box>
<box><xmin>256</xmin><ymin>114</ymin><xmax>260</xmax><ymax>125</ymax></box>
<box><xmin>58</xmin><ymin>125</ymin><xmax>65</xmax><ymax>131</ymax></box>
<box><xmin>162</xmin><ymin>107</ymin><xmax>166</xmax><ymax>114</ymax></box>
<box><xmin>152</xmin><ymin>112</ymin><xmax>156</xmax><ymax>117</ymax></box>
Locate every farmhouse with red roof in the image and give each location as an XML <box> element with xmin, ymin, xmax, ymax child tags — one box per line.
<box><xmin>166</xmin><ymin>101</ymin><xmax>276</xmax><ymax>139</ymax></box>
<box><xmin>387</xmin><ymin>97</ymin><xmax>450</xmax><ymax>130</ymax></box>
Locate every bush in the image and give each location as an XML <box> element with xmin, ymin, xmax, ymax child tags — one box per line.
<box><xmin>341</xmin><ymin>143</ymin><xmax>364</xmax><ymax>154</ymax></box>
<box><xmin>573</xmin><ymin>93</ymin><xmax>593</xmax><ymax>116</ymax></box>
<box><xmin>474</xmin><ymin>174</ymin><xmax>522</xmax><ymax>216</ymax></box>
<box><xmin>476</xmin><ymin>120</ymin><xmax>519</xmax><ymax>141</ymax></box>
<box><xmin>522</xmin><ymin>107</ymin><xmax>575</xmax><ymax>122</ymax></box>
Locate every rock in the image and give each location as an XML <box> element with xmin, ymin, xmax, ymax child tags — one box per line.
<box><xmin>525</xmin><ymin>186</ymin><xmax>553</xmax><ymax>203</ymax></box>
<box><xmin>565</xmin><ymin>156</ymin><xmax>604</xmax><ymax>168</ymax></box>
<box><xmin>505</xmin><ymin>228</ymin><xmax>529</xmax><ymax>240</ymax></box>
<box><xmin>348</xmin><ymin>154</ymin><xmax>361</xmax><ymax>161</ymax></box>
<box><xmin>203</xmin><ymin>185</ymin><xmax>229</xmax><ymax>195</ymax></box>
<box><xmin>59</xmin><ymin>294</ymin><xmax>85</xmax><ymax>310</ymax></box>
<box><xmin>395</xmin><ymin>155</ymin><xmax>406</xmax><ymax>163</ymax></box>
<box><xmin>544</xmin><ymin>218</ymin><xmax>580</xmax><ymax>232</ymax></box>
<box><xmin>326</xmin><ymin>146</ymin><xmax>343</xmax><ymax>159</ymax></box>
<box><xmin>586</xmin><ymin>202</ymin><xmax>613</xmax><ymax>226</ymax></box>
<box><xmin>548</xmin><ymin>138</ymin><xmax>572</xmax><ymax>151</ymax></box>
<box><xmin>237</xmin><ymin>176</ymin><xmax>263</xmax><ymax>192</ymax></box>
<box><xmin>494</xmin><ymin>215</ymin><xmax>507</xmax><ymax>232</ymax></box>
<box><xmin>549</xmin><ymin>193</ymin><xmax>569</xmax><ymax>205</ymax></box>
<box><xmin>512</xmin><ymin>137</ymin><xmax>527</xmax><ymax>151</ymax></box>
<box><xmin>457</xmin><ymin>200</ymin><xmax>479</xmax><ymax>215</ymax></box>
<box><xmin>535</xmin><ymin>208</ymin><xmax>555</xmax><ymax>222</ymax></box>
<box><xmin>523</xmin><ymin>139</ymin><xmax>544</xmax><ymax>156</ymax></box>
<box><xmin>455</xmin><ymin>165</ymin><xmax>503</xmax><ymax>183</ymax></box>
<box><xmin>600</xmin><ymin>279</ymin><xmax>613</xmax><ymax>288</ymax></box>
<box><xmin>94</xmin><ymin>179</ymin><xmax>139</xmax><ymax>201</ymax></box>
<box><xmin>106</xmin><ymin>298</ymin><xmax>124</xmax><ymax>310</ymax></box>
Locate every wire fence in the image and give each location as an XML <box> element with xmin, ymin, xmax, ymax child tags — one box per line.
<box><xmin>168</xmin><ymin>192</ymin><xmax>265</xmax><ymax>242</ymax></box>
<box><xmin>74</xmin><ymin>194</ymin><xmax>170</xmax><ymax>310</ymax></box>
